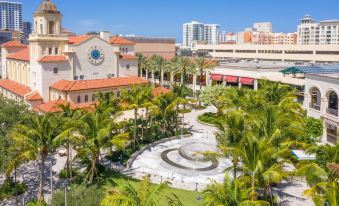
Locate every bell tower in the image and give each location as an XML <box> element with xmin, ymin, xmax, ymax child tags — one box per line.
<box><xmin>29</xmin><ymin>0</ymin><xmax>68</xmax><ymax>63</ymax></box>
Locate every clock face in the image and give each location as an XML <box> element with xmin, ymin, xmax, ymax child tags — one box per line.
<box><xmin>88</xmin><ymin>46</ymin><xmax>104</xmax><ymax>65</ymax></box>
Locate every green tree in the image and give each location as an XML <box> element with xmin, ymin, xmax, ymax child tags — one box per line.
<box><xmin>8</xmin><ymin>114</ymin><xmax>60</xmax><ymax>203</ymax></box>
<box><xmin>121</xmin><ymin>85</ymin><xmax>152</xmax><ymax>148</ymax></box>
<box><xmin>150</xmin><ymin>55</ymin><xmax>170</xmax><ymax>86</ymax></box>
<box><xmin>203</xmin><ymin>174</ymin><xmax>241</xmax><ymax>206</ymax></box>
<box><xmin>195</xmin><ymin>57</ymin><xmax>216</xmax><ymax>93</ymax></box>
<box><xmin>199</xmin><ymin>85</ymin><xmax>228</xmax><ymax>116</ymax></box>
<box><xmin>101</xmin><ymin>176</ymin><xmax>182</xmax><ymax>206</ymax></box>
<box><xmin>136</xmin><ymin>53</ymin><xmax>148</xmax><ymax>78</ymax></box>
<box><xmin>174</xmin><ymin>57</ymin><xmax>195</xmax><ymax>86</ymax></box>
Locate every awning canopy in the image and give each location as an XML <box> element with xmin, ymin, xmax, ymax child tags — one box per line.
<box><xmin>240</xmin><ymin>77</ymin><xmax>254</xmax><ymax>85</ymax></box>
<box><xmin>224</xmin><ymin>75</ymin><xmax>239</xmax><ymax>83</ymax></box>
<box><xmin>210</xmin><ymin>74</ymin><xmax>223</xmax><ymax>81</ymax></box>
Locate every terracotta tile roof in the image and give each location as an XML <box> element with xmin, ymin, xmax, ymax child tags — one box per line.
<box><xmin>119</xmin><ymin>54</ymin><xmax>137</xmax><ymax>60</ymax></box>
<box><xmin>0</xmin><ymin>79</ymin><xmax>32</xmax><ymax>97</ymax></box>
<box><xmin>62</xmin><ymin>28</ymin><xmax>76</xmax><ymax>36</ymax></box>
<box><xmin>1</xmin><ymin>41</ymin><xmax>27</xmax><ymax>49</ymax></box>
<box><xmin>38</xmin><ymin>55</ymin><xmax>68</xmax><ymax>63</ymax></box>
<box><xmin>68</xmin><ymin>35</ymin><xmax>93</xmax><ymax>45</ymax></box>
<box><xmin>26</xmin><ymin>91</ymin><xmax>43</xmax><ymax>101</ymax></box>
<box><xmin>34</xmin><ymin>99</ymin><xmax>94</xmax><ymax>113</ymax></box>
<box><xmin>110</xmin><ymin>36</ymin><xmax>135</xmax><ymax>45</ymax></box>
<box><xmin>51</xmin><ymin>77</ymin><xmax>149</xmax><ymax>92</ymax></box>
<box><xmin>7</xmin><ymin>48</ymin><xmax>30</xmax><ymax>62</ymax></box>
<box><xmin>152</xmin><ymin>86</ymin><xmax>171</xmax><ymax>97</ymax></box>
<box><xmin>163</xmin><ymin>55</ymin><xmax>175</xmax><ymax>61</ymax></box>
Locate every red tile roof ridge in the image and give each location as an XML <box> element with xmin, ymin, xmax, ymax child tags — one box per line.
<box><xmin>110</xmin><ymin>36</ymin><xmax>135</xmax><ymax>45</ymax></box>
<box><xmin>51</xmin><ymin>76</ymin><xmax>149</xmax><ymax>92</ymax></box>
<box><xmin>1</xmin><ymin>41</ymin><xmax>27</xmax><ymax>49</ymax></box>
<box><xmin>68</xmin><ymin>35</ymin><xmax>94</xmax><ymax>45</ymax></box>
<box><xmin>38</xmin><ymin>55</ymin><xmax>68</xmax><ymax>62</ymax></box>
<box><xmin>7</xmin><ymin>47</ymin><xmax>30</xmax><ymax>62</ymax></box>
<box><xmin>0</xmin><ymin>79</ymin><xmax>32</xmax><ymax>97</ymax></box>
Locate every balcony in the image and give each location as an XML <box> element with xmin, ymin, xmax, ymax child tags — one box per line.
<box><xmin>327</xmin><ymin>108</ymin><xmax>339</xmax><ymax>117</ymax></box>
<box><xmin>309</xmin><ymin>103</ymin><xmax>321</xmax><ymax>111</ymax></box>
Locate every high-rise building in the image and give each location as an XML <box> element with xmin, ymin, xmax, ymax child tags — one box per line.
<box><xmin>297</xmin><ymin>15</ymin><xmax>339</xmax><ymax>45</ymax></box>
<box><xmin>253</xmin><ymin>22</ymin><xmax>273</xmax><ymax>33</ymax></box>
<box><xmin>219</xmin><ymin>31</ymin><xmax>237</xmax><ymax>44</ymax></box>
<box><xmin>0</xmin><ymin>1</ymin><xmax>22</xmax><ymax>31</ymax></box>
<box><xmin>183</xmin><ymin>21</ymin><xmax>219</xmax><ymax>47</ymax></box>
<box><xmin>204</xmin><ymin>24</ymin><xmax>219</xmax><ymax>45</ymax></box>
<box><xmin>22</xmin><ymin>21</ymin><xmax>31</xmax><ymax>44</ymax></box>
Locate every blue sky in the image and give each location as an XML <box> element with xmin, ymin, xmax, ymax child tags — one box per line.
<box><xmin>19</xmin><ymin>0</ymin><xmax>339</xmax><ymax>42</ymax></box>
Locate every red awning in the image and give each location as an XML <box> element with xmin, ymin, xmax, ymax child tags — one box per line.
<box><xmin>210</xmin><ymin>74</ymin><xmax>223</xmax><ymax>81</ymax></box>
<box><xmin>240</xmin><ymin>77</ymin><xmax>254</xmax><ymax>85</ymax></box>
<box><xmin>224</xmin><ymin>76</ymin><xmax>239</xmax><ymax>83</ymax></box>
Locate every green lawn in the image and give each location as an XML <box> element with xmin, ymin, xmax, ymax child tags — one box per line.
<box><xmin>101</xmin><ymin>172</ymin><xmax>204</xmax><ymax>206</ymax></box>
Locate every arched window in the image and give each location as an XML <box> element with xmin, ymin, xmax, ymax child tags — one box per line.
<box><xmin>327</xmin><ymin>91</ymin><xmax>338</xmax><ymax>116</ymax></box>
<box><xmin>77</xmin><ymin>96</ymin><xmax>81</xmax><ymax>103</ymax></box>
<box><xmin>310</xmin><ymin>87</ymin><xmax>321</xmax><ymax>111</ymax></box>
<box><xmin>49</xmin><ymin>21</ymin><xmax>55</xmax><ymax>34</ymax></box>
<box><xmin>85</xmin><ymin>95</ymin><xmax>89</xmax><ymax>102</ymax></box>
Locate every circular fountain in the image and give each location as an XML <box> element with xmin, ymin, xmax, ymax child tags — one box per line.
<box><xmin>125</xmin><ymin>132</ymin><xmax>231</xmax><ymax>191</ymax></box>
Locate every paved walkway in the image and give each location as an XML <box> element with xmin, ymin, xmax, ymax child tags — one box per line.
<box><xmin>0</xmin><ymin>151</ymin><xmax>68</xmax><ymax>206</ymax></box>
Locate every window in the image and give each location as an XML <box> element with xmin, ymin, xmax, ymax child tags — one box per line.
<box><xmin>49</xmin><ymin>21</ymin><xmax>55</xmax><ymax>34</ymax></box>
<box><xmin>126</xmin><ymin>64</ymin><xmax>130</xmax><ymax>70</ymax></box>
<box><xmin>55</xmin><ymin>48</ymin><xmax>58</xmax><ymax>54</ymax></box>
<box><xmin>74</xmin><ymin>76</ymin><xmax>79</xmax><ymax>80</ymax></box>
<box><xmin>85</xmin><ymin>95</ymin><xmax>89</xmax><ymax>102</ymax></box>
<box><xmin>53</xmin><ymin>67</ymin><xmax>58</xmax><ymax>74</ymax></box>
<box><xmin>92</xmin><ymin>94</ymin><xmax>96</xmax><ymax>101</ymax></box>
<box><xmin>49</xmin><ymin>48</ymin><xmax>53</xmax><ymax>55</ymax></box>
<box><xmin>40</xmin><ymin>24</ymin><xmax>43</xmax><ymax>34</ymax></box>
<box><xmin>116</xmin><ymin>91</ymin><xmax>120</xmax><ymax>97</ymax></box>
<box><xmin>77</xmin><ymin>96</ymin><xmax>81</xmax><ymax>103</ymax></box>
<box><xmin>80</xmin><ymin>75</ymin><xmax>84</xmax><ymax>80</ymax></box>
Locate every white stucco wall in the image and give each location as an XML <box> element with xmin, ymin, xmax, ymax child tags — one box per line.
<box><xmin>119</xmin><ymin>60</ymin><xmax>138</xmax><ymax>77</ymax></box>
<box><xmin>70</xmin><ymin>37</ymin><xmax>120</xmax><ymax>80</ymax></box>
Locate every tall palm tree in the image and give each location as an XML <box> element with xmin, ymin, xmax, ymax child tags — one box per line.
<box><xmin>78</xmin><ymin>110</ymin><xmax>128</xmax><ymax>185</ymax></box>
<box><xmin>150</xmin><ymin>55</ymin><xmax>170</xmax><ymax>86</ymax></box>
<box><xmin>101</xmin><ymin>176</ymin><xmax>182</xmax><ymax>206</ymax></box>
<box><xmin>195</xmin><ymin>57</ymin><xmax>216</xmax><ymax>92</ymax></box>
<box><xmin>136</xmin><ymin>53</ymin><xmax>148</xmax><ymax>77</ymax></box>
<box><xmin>175</xmin><ymin>57</ymin><xmax>195</xmax><ymax>86</ymax></box>
<box><xmin>53</xmin><ymin>103</ymin><xmax>83</xmax><ymax>179</ymax></box>
<box><xmin>121</xmin><ymin>85</ymin><xmax>152</xmax><ymax>148</ymax></box>
<box><xmin>8</xmin><ymin>114</ymin><xmax>60</xmax><ymax>203</ymax></box>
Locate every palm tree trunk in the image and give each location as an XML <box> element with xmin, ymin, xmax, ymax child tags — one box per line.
<box><xmin>180</xmin><ymin>72</ymin><xmax>184</xmax><ymax>86</ymax></box>
<box><xmin>134</xmin><ymin>108</ymin><xmax>138</xmax><ymax>149</ymax></box>
<box><xmin>38</xmin><ymin>153</ymin><xmax>46</xmax><ymax>203</ymax></box>
<box><xmin>199</xmin><ymin>71</ymin><xmax>204</xmax><ymax>106</ymax></box>
<box><xmin>170</xmin><ymin>72</ymin><xmax>174</xmax><ymax>89</ymax></box>
<box><xmin>160</xmin><ymin>68</ymin><xmax>164</xmax><ymax>86</ymax></box>
<box><xmin>152</xmin><ymin>72</ymin><xmax>155</xmax><ymax>85</ymax></box>
<box><xmin>88</xmin><ymin>154</ymin><xmax>97</xmax><ymax>185</ymax></box>
<box><xmin>66</xmin><ymin>142</ymin><xmax>70</xmax><ymax>177</ymax></box>
<box><xmin>146</xmin><ymin>69</ymin><xmax>148</xmax><ymax>79</ymax></box>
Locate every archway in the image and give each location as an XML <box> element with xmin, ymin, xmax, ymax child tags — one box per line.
<box><xmin>327</xmin><ymin>90</ymin><xmax>338</xmax><ymax>116</ymax></box>
<box><xmin>310</xmin><ymin>87</ymin><xmax>321</xmax><ymax>111</ymax></box>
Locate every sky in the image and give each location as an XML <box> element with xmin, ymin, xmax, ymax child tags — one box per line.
<box><xmin>17</xmin><ymin>0</ymin><xmax>339</xmax><ymax>42</ymax></box>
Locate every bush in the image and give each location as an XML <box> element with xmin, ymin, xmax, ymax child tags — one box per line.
<box><xmin>198</xmin><ymin>112</ymin><xmax>221</xmax><ymax>125</ymax></box>
<box><xmin>50</xmin><ymin>185</ymin><xmax>104</xmax><ymax>206</ymax></box>
<box><xmin>59</xmin><ymin>168</ymin><xmax>79</xmax><ymax>179</ymax></box>
<box><xmin>0</xmin><ymin>180</ymin><xmax>26</xmax><ymax>200</ymax></box>
<box><xmin>298</xmin><ymin>117</ymin><xmax>323</xmax><ymax>144</ymax></box>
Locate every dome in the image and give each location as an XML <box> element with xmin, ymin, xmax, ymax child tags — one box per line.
<box><xmin>35</xmin><ymin>0</ymin><xmax>60</xmax><ymax>14</ymax></box>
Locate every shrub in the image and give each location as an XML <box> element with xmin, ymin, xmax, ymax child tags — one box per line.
<box><xmin>0</xmin><ymin>180</ymin><xmax>26</xmax><ymax>200</ymax></box>
<box><xmin>59</xmin><ymin>168</ymin><xmax>79</xmax><ymax>179</ymax></box>
<box><xmin>198</xmin><ymin>112</ymin><xmax>221</xmax><ymax>125</ymax></box>
<box><xmin>50</xmin><ymin>185</ymin><xmax>104</xmax><ymax>206</ymax></box>
<box><xmin>298</xmin><ymin>117</ymin><xmax>323</xmax><ymax>144</ymax></box>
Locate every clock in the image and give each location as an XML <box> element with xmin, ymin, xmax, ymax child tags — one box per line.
<box><xmin>88</xmin><ymin>46</ymin><xmax>104</xmax><ymax>65</ymax></box>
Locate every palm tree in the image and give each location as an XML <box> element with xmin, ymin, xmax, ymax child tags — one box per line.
<box><xmin>77</xmin><ymin>110</ymin><xmax>128</xmax><ymax>185</ymax></box>
<box><xmin>175</xmin><ymin>57</ymin><xmax>195</xmax><ymax>86</ymax></box>
<box><xmin>136</xmin><ymin>53</ymin><xmax>148</xmax><ymax>77</ymax></box>
<box><xmin>195</xmin><ymin>57</ymin><xmax>216</xmax><ymax>93</ymax></box>
<box><xmin>53</xmin><ymin>103</ymin><xmax>83</xmax><ymax>179</ymax></box>
<box><xmin>295</xmin><ymin>144</ymin><xmax>339</xmax><ymax>206</ymax></box>
<box><xmin>101</xmin><ymin>176</ymin><xmax>182</xmax><ymax>206</ymax></box>
<box><xmin>150</xmin><ymin>55</ymin><xmax>170</xmax><ymax>86</ymax></box>
<box><xmin>203</xmin><ymin>174</ymin><xmax>241</xmax><ymax>206</ymax></box>
<box><xmin>121</xmin><ymin>85</ymin><xmax>152</xmax><ymax>148</ymax></box>
<box><xmin>8</xmin><ymin>114</ymin><xmax>60</xmax><ymax>203</ymax></box>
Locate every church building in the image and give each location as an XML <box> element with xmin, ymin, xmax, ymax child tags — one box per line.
<box><xmin>0</xmin><ymin>0</ymin><xmax>148</xmax><ymax>112</ymax></box>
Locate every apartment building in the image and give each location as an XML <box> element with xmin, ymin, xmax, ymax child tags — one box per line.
<box><xmin>183</xmin><ymin>21</ymin><xmax>219</xmax><ymax>47</ymax></box>
<box><xmin>251</xmin><ymin>32</ymin><xmax>297</xmax><ymax>45</ymax></box>
<box><xmin>0</xmin><ymin>1</ymin><xmax>22</xmax><ymax>31</ymax></box>
<box><xmin>219</xmin><ymin>32</ymin><xmax>237</xmax><ymax>44</ymax></box>
<box><xmin>298</xmin><ymin>15</ymin><xmax>339</xmax><ymax>45</ymax></box>
<box><xmin>253</xmin><ymin>22</ymin><xmax>272</xmax><ymax>33</ymax></box>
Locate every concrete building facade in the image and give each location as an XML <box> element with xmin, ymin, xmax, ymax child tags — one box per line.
<box><xmin>0</xmin><ymin>1</ymin><xmax>22</xmax><ymax>31</ymax></box>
